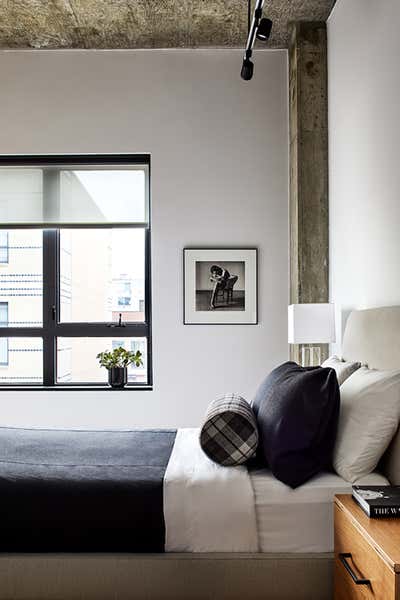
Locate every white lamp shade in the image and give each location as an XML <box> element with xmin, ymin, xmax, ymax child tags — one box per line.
<box><xmin>288</xmin><ymin>303</ymin><xmax>336</xmax><ymax>344</ymax></box>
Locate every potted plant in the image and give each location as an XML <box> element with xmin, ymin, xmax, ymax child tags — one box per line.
<box><xmin>96</xmin><ymin>346</ymin><xmax>143</xmax><ymax>389</ymax></box>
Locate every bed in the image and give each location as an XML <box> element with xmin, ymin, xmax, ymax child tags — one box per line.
<box><xmin>1</xmin><ymin>305</ymin><xmax>400</xmax><ymax>600</ymax></box>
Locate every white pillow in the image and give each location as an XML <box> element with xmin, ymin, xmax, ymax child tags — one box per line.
<box><xmin>333</xmin><ymin>366</ymin><xmax>400</xmax><ymax>483</ymax></box>
<box><xmin>322</xmin><ymin>355</ymin><xmax>361</xmax><ymax>386</ymax></box>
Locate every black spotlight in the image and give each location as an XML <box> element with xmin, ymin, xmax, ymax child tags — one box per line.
<box><xmin>240</xmin><ymin>0</ymin><xmax>273</xmax><ymax>80</ymax></box>
<box><xmin>241</xmin><ymin>58</ymin><xmax>254</xmax><ymax>81</ymax></box>
<box><xmin>256</xmin><ymin>17</ymin><xmax>273</xmax><ymax>42</ymax></box>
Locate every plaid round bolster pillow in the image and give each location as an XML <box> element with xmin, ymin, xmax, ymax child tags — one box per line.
<box><xmin>199</xmin><ymin>394</ymin><xmax>259</xmax><ymax>466</ymax></box>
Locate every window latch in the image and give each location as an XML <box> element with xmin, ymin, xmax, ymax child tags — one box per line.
<box><xmin>51</xmin><ymin>305</ymin><xmax>56</xmax><ymax>321</ymax></box>
<box><xmin>107</xmin><ymin>313</ymin><xmax>126</xmax><ymax>328</ymax></box>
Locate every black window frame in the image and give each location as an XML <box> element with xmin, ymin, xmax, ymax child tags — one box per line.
<box><xmin>0</xmin><ymin>154</ymin><xmax>152</xmax><ymax>390</ymax></box>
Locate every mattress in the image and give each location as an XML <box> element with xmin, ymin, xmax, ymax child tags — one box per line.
<box><xmin>250</xmin><ymin>469</ymin><xmax>389</xmax><ymax>553</ymax></box>
<box><xmin>0</xmin><ymin>426</ymin><xmax>257</xmax><ymax>553</ymax></box>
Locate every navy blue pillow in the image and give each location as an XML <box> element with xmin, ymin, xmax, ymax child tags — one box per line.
<box><xmin>252</xmin><ymin>361</ymin><xmax>340</xmax><ymax>488</ymax></box>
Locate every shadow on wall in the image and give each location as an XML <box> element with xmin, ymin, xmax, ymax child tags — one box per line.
<box><xmin>333</xmin><ymin>306</ymin><xmax>361</xmax><ymax>357</ymax></box>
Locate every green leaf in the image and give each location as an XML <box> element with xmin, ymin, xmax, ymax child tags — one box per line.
<box><xmin>96</xmin><ymin>346</ymin><xmax>144</xmax><ymax>369</ymax></box>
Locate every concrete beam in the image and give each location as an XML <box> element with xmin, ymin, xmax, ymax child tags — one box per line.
<box><xmin>288</xmin><ymin>22</ymin><xmax>329</xmax><ymax>363</ymax></box>
<box><xmin>0</xmin><ymin>1</ymin><xmax>336</xmax><ymax>50</ymax></box>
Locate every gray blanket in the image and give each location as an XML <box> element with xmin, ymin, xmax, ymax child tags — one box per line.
<box><xmin>0</xmin><ymin>426</ymin><xmax>177</xmax><ymax>552</ymax></box>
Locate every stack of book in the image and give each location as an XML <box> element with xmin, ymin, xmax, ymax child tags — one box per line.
<box><xmin>352</xmin><ymin>485</ymin><xmax>400</xmax><ymax>518</ymax></box>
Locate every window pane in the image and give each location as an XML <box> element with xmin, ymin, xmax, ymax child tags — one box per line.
<box><xmin>0</xmin><ymin>338</ymin><xmax>8</xmax><ymax>365</ymax></box>
<box><xmin>0</xmin><ymin>167</ymin><xmax>147</xmax><ymax>225</ymax></box>
<box><xmin>61</xmin><ymin>170</ymin><xmax>146</xmax><ymax>223</ymax></box>
<box><xmin>0</xmin><ymin>302</ymin><xmax>8</xmax><ymax>325</ymax></box>
<box><xmin>0</xmin><ymin>169</ymin><xmax>43</xmax><ymax>224</ymax></box>
<box><xmin>57</xmin><ymin>337</ymin><xmax>147</xmax><ymax>384</ymax></box>
<box><xmin>60</xmin><ymin>229</ymin><xmax>145</xmax><ymax>323</ymax></box>
<box><xmin>0</xmin><ymin>230</ymin><xmax>43</xmax><ymax>327</ymax></box>
<box><xmin>0</xmin><ymin>337</ymin><xmax>43</xmax><ymax>383</ymax></box>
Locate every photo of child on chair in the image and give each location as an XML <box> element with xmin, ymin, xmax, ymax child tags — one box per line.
<box><xmin>195</xmin><ymin>261</ymin><xmax>245</xmax><ymax>311</ymax></box>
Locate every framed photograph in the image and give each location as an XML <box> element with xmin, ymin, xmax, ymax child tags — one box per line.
<box><xmin>183</xmin><ymin>248</ymin><xmax>258</xmax><ymax>324</ymax></box>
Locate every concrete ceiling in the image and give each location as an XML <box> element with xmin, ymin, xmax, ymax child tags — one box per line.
<box><xmin>0</xmin><ymin>1</ymin><xmax>336</xmax><ymax>50</ymax></box>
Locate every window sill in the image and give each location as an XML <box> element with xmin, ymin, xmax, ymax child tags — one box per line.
<box><xmin>0</xmin><ymin>385</ymin><xmax>153</xmax><ymax>392</ymax></box>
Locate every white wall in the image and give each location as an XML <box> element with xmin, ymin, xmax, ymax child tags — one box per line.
<box><xmin>328</xmin><ymin>0</ymin><xmax>400</xmax><ymax>351</ymax></box>
<box><xmin>0</xmin><ymin>49</ymin><xmax>289</xmax><ymax>428</ymax></box>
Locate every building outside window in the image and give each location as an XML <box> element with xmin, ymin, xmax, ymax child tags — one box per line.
<box><xmin>0</xmin><ymin>231</ymin><xmax>9</xmax><ymax>264</ymax></box>
<box><xmin>0</xmin><ymin>302</ymin><xmax>8</xmax><ymax>365</ymax></box>
<box><xmin>117</xmin><ymin>280</ymin><xmax>132</xmax><ymax>306</ymax></box>
<box><xmin>0</xmin><ymin>229</ymin><xmax>42</xmax><ymax>380</ymax></box>
<box><xmin>0</xmin><ymin>155</ymin><xmax>151</xmax><ymax>388</ymax></box>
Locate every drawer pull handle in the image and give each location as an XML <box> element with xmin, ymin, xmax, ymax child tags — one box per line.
<box><xmin>339</xmin><ymin>553</ymin><xmax>371</xmax><ymax>586</ymax></box>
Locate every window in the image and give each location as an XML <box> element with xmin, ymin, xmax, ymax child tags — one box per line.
<box><xmin>0</xmin><ymin>155</ymin><xmax>151</xmax><ymax>388</ymax></box>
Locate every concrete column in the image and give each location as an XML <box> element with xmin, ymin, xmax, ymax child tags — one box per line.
<box><xmin>288</xmin><ymin>22</ymin><xmax>329</xmax><ymax>363</ymax></box>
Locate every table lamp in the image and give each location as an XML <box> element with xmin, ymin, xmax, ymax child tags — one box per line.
<box><xmin>288</xmin><ymin>303</ymin><xmax>336</xmax><ymax>366</ymax></box>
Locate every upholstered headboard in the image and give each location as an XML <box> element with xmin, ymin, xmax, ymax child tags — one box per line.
<box><xmin>342</xmin><ymin>306</ymin><xmax>400</xmax><ymax>483</ymax></box>
<box><xmin>342</xmin><ymin>306</ymin><xmax>400</xmax><ymax>370</ymax></box>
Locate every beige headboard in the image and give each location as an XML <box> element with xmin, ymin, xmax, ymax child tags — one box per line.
<box><xmin>342</xmin><ymin>306</ymin><xmax>400</xmax><ymax>370</ymax></box>
<box><xmin>342</xmin><ymin>306</ymin><xmax>400</xmax><ymax>484</ymax></box>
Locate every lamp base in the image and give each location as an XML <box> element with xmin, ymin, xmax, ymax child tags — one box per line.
<box><xmin>301</xmin><ymin>346</ymin><xmax>321</xmax><ymax>367</ymax></box>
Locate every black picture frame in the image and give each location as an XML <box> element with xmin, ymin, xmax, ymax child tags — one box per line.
<box><xmin>183</xmin><ymin>247</ymin><xmax>258</xmax><ymax>325</ymax></box>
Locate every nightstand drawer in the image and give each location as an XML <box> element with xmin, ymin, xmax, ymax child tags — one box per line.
<box><xmin>334</xmin><ymin>503</ymin><xmax>397</xmax><ymax>599</ymax></box>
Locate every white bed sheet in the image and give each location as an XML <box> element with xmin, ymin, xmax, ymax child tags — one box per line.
<box><xmin>250</xmin><ymin>469</ymin><xmax>389</xmax><ymax>553</ymax></box>
<box><xmin>164</xmin><ymin>428</ymin><xmax>258</xmax><ymax>552</ymax></box>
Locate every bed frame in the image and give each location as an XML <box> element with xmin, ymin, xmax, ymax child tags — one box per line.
<box><xmin>1</xmin><ymin>306</ymin><xmax>399</xmax><ymax>600</ymax></box>
<box><xmin>0</xmin><ymin>553</ymin><xmax>332</xmax><ymax>600</ymax></box>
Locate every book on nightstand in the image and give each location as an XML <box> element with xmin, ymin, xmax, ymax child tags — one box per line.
<box><xmin>352</xmin><ymin>485</ymin><xmax>400</xmax><ymax>518</ymax></box>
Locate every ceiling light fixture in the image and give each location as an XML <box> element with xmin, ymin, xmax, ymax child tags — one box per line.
<box><xmin>241</xmin><ymin>0</ymin><xmax>273</xmax><ymax>81</ymax></box>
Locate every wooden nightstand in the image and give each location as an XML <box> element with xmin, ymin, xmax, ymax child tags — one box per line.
<box><xmin>334</xmin><ymin>495</ymin><xmax>400</xmax><ymax>599</ymax></box>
